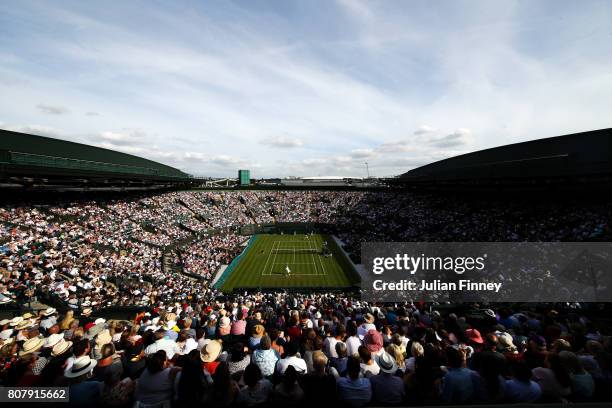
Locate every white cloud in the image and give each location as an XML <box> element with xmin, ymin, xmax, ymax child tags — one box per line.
<box><xmin>94</xmin><ymin>130</ymin><xmax>146</xmax><ymax>146</ymax></box>
<box><xmin>413</xmin><ymin>125</ymin><xmax>437</xmax><ymax>136</ymax></box>
<box><xmin>260</xmin><ymin>136</ymin><xmax>304</xmax><ymax>148</ymax></box>
<box><xmin>350</xmin><ymin>148</ymin><xmax>376</xmax><ymax>159</ymax></box>
<box><xmin>209</xmin><ymin>155</ymin><xmax>245</xmax><ymax>166</ymax></box>
<box><xmin>36</xmin><ymin>103</ymin><xmax>69</xmax><ymax>115</ymax></box>
<box><xmin>1</xmin><ymin>2</ymin><xmax>611</xmax><ymax>177</ymax></box>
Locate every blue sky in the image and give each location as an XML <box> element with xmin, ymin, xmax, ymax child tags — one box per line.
<box><xmin>1</xmin><ymin>0</ymin><xmax>611</xmax><ymax>177</ymax></box>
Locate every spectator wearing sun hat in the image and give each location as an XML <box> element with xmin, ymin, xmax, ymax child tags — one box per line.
<box><xmin>80</xmin><ymin>308</ymin><xmax>94</xmax><ymax>327</ymax></box>
<box><xmin>52</xmin><ymin>339</ymin><xmax>73</xmax><ymax>358</ymax></box>
<box><xmin>363</xmin><ymin>328</ymin><xmax>384</xmax><ymax>357</ymax></box>
<box><xmin>370</xmin><ymin>351</ymin><xmax>405</xmax><ymax>405</ymax></box>
<box><xmin>357</xmin><ymin>313</ymin><xmax>376</xmax><ymax>340</ymax></box>
<box><xmin>219</xmin><ymin>316</ymin><xmax>231</xmax><ymax>337</ymax></box>
<box><xmin>32</xmin><ymin>333</ymin><xmax>63</xmax><ymax>375</ymax></box>
<box><xmin>200</xmin><ymin>340</ymin><xmax>223</xmax><ymax>375</ymax></box>
<box><xmin>66</xmin><ymin>355</ymin><xmax>102</xmax><ymax>407</ymax></box>
<box><xmin>93</xmin><ymin>329</ymin><xmax>113</xmax><ymax>359</ymax></box>
<box><xmin>40</xmin><ymin>308</ymin><xmax>58</xmax><ymax>332</ymax></box>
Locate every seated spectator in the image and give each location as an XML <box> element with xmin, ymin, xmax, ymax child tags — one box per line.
<box><xmin>276</xmin><ymin>342</ymin><xmax>307</xmax><ymax>375</ymax></box>
<box><xmin>330</xmin><ymin>342</ymin><xmax>348</xmax><ymax>377</ymax></box>
<box><xmin>206</xmin><ymin>361</ymin><xmax>239</xmax><ymax>408</ymax></box>
<box><xmin>252</xmin><ymin>335</ymin><xmax>279</xmax><ymax>378</ymax></box>
<box><xmin>300</xmin><ymin>350</ymin><xmax>336</xmax><ymax>405</ymax></box>
<box><xmin>560</xmin><ymin>350</ymin><xmax>595</xmax><ymax>400</ymax></box>
<box><xmin>271</xmin><ymin>365</ymin><xmax>304</xmax><ymax>407</ymax></box>
<box><xmin>66</xmin><ymin>356</ymin><xmax>103</xmax><ymax>407</ymax></box>
<box><xmin>504</xmin><ymin>361</ymin><xmax>542</xmax><ymax>402</ymax></box>
<box><xmin>440</xmin><ymin>346</ymin><xmax>479</xmax><ymax>404</ymax></box>
<box><xmin>175</xmin><ymin>349</ymin><xmax>211</xmax><ymax>407</ymax></box>
<box><xmin>532</xmin><ymin>352</ymin><xmax>572</xmax><ymax>401</ymax></box>
<box><xmin>228</xmin><ymin>342</ymin><xmax>251</xmax><ymax>377</ymax></box>
<box><xmin>100</xmin><ymin>361</ymin><xmax>134</xmax><ymax>407</ymax></box>
<box><xmin>406</xmin><ymin>341</ymin><xmax>424</xmax><ymax>373</ymax></box>
<box><xmin>200</xmin><ymin>340</ymin><xmax>223</xmax><ymax>375</ymax></box>
<box><xmin>336</xmin><ymin>356</ymin><xmax>372</xmax><ymax>407</ymax></box>
<box><xmin>134</xmin><ymin>350</ymin><xmax>180</xmax><ymax>406</ymax></box>
<box><xmin>237</xmin><ymin>363</ymin><xmax>273</xmax><ymax>406</ymax></box>
<box><xmin>370</xmin><ymin>351</ymin><xmax>405</xmax><ymax>405</ymax></box>
<box><xmin>358</xmin><ymin>345</ymin><xmax>379</xmax><ymax>377</ymax></box>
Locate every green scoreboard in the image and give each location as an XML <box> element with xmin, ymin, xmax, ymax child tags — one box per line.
<box><xmin>238</xmin><ymin>169</ymin><xmax>250</xmax><ymax>186</ymax></box>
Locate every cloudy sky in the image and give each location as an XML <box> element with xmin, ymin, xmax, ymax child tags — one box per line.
<box><xmin>1</xmin><ymin>1</ymin><xmax>611</xmax><ymax>177</ymax></box>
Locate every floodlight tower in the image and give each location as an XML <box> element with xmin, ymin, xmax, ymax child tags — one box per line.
<box><xmin>364</xmin><ymin>162</ymin><xmax>370</xmax><ymax>179</ymax></box>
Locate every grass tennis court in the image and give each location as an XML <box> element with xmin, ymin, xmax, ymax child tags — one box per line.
<box><xmin>217</xmin><ymin>233</ymin><xmax>360</xmax><ymax>292</ymax></box>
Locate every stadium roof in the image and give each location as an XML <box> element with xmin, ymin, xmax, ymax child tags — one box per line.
<box><xmin>399</xmin><ymin>128</ymin><xmax>612</xmax><ymax>187</ymax></box>
<box><xmin>0</xmin><ymin>128</ymin><xmax>190</xmax><ymax>185</ymax></box>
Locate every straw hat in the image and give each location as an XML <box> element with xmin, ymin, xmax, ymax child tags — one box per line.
<box><xmin>19</xmin><ymin>337</ymin><xmax>44</xmax><ymax>356</ymax></box>
<box><xmin>95</xmin><ymin>330</ymin><xmax>112</xmax><ymax>347</ymax></box>
<box><xmin>87</xmin><ymin>323</ymin><xmax>105</xmax><ymax>339</ymax></box>
<box><xmin>65</xmin><ymin>355</ymin><xmax>97</xmax><ymax>378</ymax></box>
<box><xmin>42</xmin><ymin>308</ymin><xmax>57</xmax><ymax>317</ymax></box>
<box><xmin>22</xmin><ymin>312</ymin><xmax>34</xmax><ymax>320</ymax></box>
<box><xmin>15</xmin><ymin>319</ymin><xmax>33</xmax><ymax>331</ymax></box>
<box><xmin>52</xmin><ymin>339</ymin><xmax>72</xmax><ymax>357</ymax></box>
<box><xmin>0</xmin><ymin>319</ymin><xmax>10</xmax><ymax>326</ymax></box>
<box><xmin>44</xmin><ymin>333</ymin><xmax>64</xmax><ymax>348</ymax></box>
<box><xmin>10</xmin><ymin>316</ymin><xmax>23</xmax><ymax>327</ymax></box>
<box><xmin>200</xmin><ymin>340</ymin><xmax>222</xmax><ymax>363</ymax></box>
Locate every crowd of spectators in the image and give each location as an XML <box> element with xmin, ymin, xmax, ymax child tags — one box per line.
<box><xmin>1</xmin><ymin>296</ymin><xmax>611</xmax><ymax>407</ymax></box>
<box><xmin>1</xmin><ymin>189</ymin><xmax>611</xmax><ymax>406</ymax></box>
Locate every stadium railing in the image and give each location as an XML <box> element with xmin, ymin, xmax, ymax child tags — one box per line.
<box><xmin>8</xmin><ymin>151</ymin><xmax>181</xmax><ymax>178</ymax></box>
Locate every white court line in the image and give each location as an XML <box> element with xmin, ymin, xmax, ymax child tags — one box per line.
<box><xmin>307</xmin><ymin>236</ymin><xmax>319</xmax><ymax>276</ymax></box>
<box><xmin>272</xmin><ymin>262</ymin><xmax>316</xmax><ymax>265</ymax></box>
<box><xmin>315</xmin><ymin>238</ymin><xmax>327</xmax><ymax>276</ymax></box>
<box><xmin>261</xmin><ymin>240</ymin><xmax>274</xmax><ymax>276</ymax></box>
<box><xmin>269</xmin><ymin>241</ymin><xmax>282</xmax><ymax>276</ymax></box>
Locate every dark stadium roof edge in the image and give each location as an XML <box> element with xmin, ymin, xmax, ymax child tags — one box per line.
<box><xmin>0</xmin><ymin>128</ymin><xmax>194</xmax><ymax>189</ymax></box>
<box><xmin>398</xmin><ymin>127</ymin><xmax>612</xmax><ymax>192</ymax></box>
